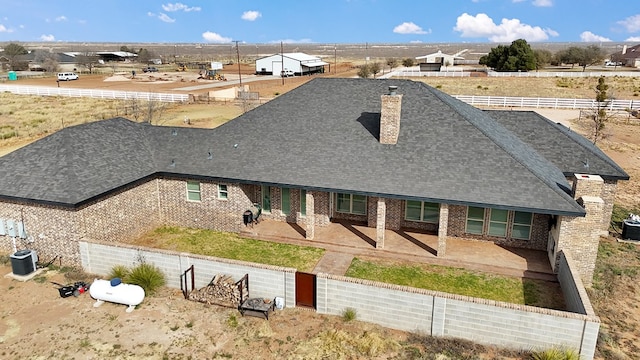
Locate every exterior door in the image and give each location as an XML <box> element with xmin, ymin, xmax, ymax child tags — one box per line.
<box><xmin>295</xmin><ymin>272</ymin><xmax>316</xmax><ymax>309</ymax></box>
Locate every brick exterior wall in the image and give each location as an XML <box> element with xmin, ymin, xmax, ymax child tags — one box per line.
<box><xmin>446</xmin><ymin>205</ymin><xmax>550</xmax><ymax>251</ymax></box>
<box><xmin>601</xmin><ymin>179</ymin><xmax>617</xmax><ymax>232</ymax></box>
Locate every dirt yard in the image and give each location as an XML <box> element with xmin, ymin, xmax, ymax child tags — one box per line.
<box><xmin>1</xmin><ymin>71</ymin><xmax>640</xmax><ymax>359</ymax></box>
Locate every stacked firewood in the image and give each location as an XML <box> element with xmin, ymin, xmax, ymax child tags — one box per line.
<box><xmin>188</xmin><ymin>274</ymin><xmax>248</xmax><ymax>308</ymax></box>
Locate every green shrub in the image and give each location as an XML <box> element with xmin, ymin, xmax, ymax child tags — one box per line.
<box><xmin>126</xmin><ymin>263</ymin><xmax>166</xmax><ymax>296</ymax></box>
<box><xmin>532</xmin><ymin>347</ymin><xmax>579</xmax><ymax>360</ymax></box>
<box><xmin>108</xmin><ymin>265</ymin><xmax>131</xmax><ymax>280</ymax></box>
<box><xmin>342</xmin><ymin>308</ymin><xmax>357</xmax><ymax>322</ymax></box>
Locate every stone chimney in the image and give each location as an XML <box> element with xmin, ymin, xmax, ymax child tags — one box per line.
<box><xmin>380</xmin><ymin>86</ymin><xmax>403</xmax><ymax>145</ymax></box>
<box><xmin>622</xmin><ymin>45</ymin><xmax>627</xmax><ymax>55</ymax></box>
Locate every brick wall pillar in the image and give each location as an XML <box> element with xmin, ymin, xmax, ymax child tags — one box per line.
<box><xmin>305</xmin><ymin>192</ymin><xmax>315</xmax><ymax>240</ymax></box>
<box><xmin>376</xmin><ymin>198</ymin><xmax>386</xmax><ymax>249</ymax></box>
<box><xmin>555</xmin><ymin>173</ymin><xmax>605</xmax><ymax>287</ymax></box>
<box><xmin>437</xmin><ymin>204</ymin><xmax>449</xmax><ymax>256</ymax></box>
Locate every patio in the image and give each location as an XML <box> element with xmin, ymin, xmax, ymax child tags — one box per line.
<box><xmin>239</xmin><ymin>219</ymin><xmax>555</xmax><ymax>281</ymax></box>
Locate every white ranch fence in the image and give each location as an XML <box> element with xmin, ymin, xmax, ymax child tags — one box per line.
<box><xmin>0</xmin><ymin>84</ymin><xmax>189</xmax><ymax>103</ymax></box>
<box><xmin>453</xmin><ymin>95</ymin><xmax>639</xmax><ymax>111</ymax></box>
<box><xmin>397</xmin><ymin>69</ymin><xmax>640</xmax><ymax>78</ymax></box>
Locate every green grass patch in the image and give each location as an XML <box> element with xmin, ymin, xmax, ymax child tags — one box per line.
<box><xmin>345</xmin><ymin>258</ymin><xmax>561</xmax><ymax>307</ymax></box>
<box><xmin>137</xmin><ymin>226</ymin><xmax>324</xmax><ymax>272</ymax></box>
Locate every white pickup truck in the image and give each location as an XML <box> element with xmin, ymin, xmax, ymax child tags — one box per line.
<box><xmin>280</xmin><ymin>69</ymin><xmax>294</xmax><ymax>77</ymax></box>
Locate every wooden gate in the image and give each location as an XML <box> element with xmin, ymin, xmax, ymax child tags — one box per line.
<box><xmin>295</xmin><ymin>272</ymin><xmax>316</xmax><ymax>309</ymax></box>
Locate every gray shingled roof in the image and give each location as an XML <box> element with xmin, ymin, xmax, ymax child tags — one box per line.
<box><xmin>487</xmin><ymin>110</ymin><xmax>629</xmax><ymax>180</ymax></box>
<box><xmin>0</xmin><ymin>78</ymin><xmax>593</xmax><ymax>216</ymax></box>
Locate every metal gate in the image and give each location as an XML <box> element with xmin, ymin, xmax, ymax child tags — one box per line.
<box><xmin>295</xmin><ymin>272</ymin><xmax>316</xmax><ymax>309</ymax></box>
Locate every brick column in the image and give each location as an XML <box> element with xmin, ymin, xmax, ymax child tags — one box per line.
<box><xmin>305</xmin><ymin>192</ymin><xmax>315</xmax><ymax>240</ymax></box>
<box><xmin>376</xmin><ymin>198</ymin><xmax>386</xmax><ymax>249</ymax></box>
<box><xmin>437</xmin><ymin>204</ymin><xmax>449</xmax><ymax>257</ymax></box>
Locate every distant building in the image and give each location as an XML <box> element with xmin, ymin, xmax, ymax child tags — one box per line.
<box><xmin>255</xmin><ymin>53</ymin><xmax>328</xmax><ymax>76</ymax></box>
<box><xmin>612</xmin><ymin>44</ymin><xmax>640</xmax><ymax>68</ymax></box>
<box><xmin>415</xmin><ymin>50</ymin><xmax>466</xmax><ymax>71</ymax></box>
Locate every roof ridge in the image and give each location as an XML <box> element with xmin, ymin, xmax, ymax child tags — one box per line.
<box><xmin>422</xmin><ymin>83</ymin><xmax>583</xmax><ymax>213</ymax></box>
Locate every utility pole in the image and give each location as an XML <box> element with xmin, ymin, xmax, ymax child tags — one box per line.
<box><xmin>234</xmin><ymin>40</ymin><xmax>242</xmax><ymax>87</ymax></box>
<box><xmin>334</xmin><ymin>44</ymin><xmax>337</xmax><ymax>74</ymax></box>
<box><xmin>281</xmin><ymin>41</ymin><xmax>284</xmax><ymax>86</ymax></box>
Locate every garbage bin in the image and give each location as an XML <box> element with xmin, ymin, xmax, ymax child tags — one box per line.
<box><xmin>8</xmin><ymin>71</ymin><xmax>17</xmax><ymax>81</ymax></box>
<box><xmin>10</xmin><ymin>249</ymin><xmax>36</xmax><ymax>275</ymax></box>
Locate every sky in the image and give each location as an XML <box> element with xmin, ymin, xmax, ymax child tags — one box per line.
<box><xmin>0</xmin><ymin>0</ymin><xmax>639</xmax><ymax>44</ymax></box>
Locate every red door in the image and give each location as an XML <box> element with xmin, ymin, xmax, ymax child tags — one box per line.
<box><xmin>295</xmin><ymin>272</ymin><xmax>316</xmax><ymax>309</ymax></box>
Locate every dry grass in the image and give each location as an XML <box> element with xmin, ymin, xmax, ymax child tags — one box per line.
<box><xmin>418</xmin><ymin>76</ymin><xmax>640</xmax><ymax>99</ymax></box>
<box><xmin>0</xmin><ymin>93</ymin><xmax>242</xmax><ymax>156</ymax></box>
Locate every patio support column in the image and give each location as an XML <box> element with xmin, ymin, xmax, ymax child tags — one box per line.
<box><xmin>376</xmin><ymin>198</ymin><xmax>386</xmax><ymax>249</ymax></box>
<box><xmin>305</xmin><ymin>192</ymin><xmax>315</xmax><ymax>240</ymax></box>
<box><xmin>437</xmin><ymin>204</ymin><xmax>449</xmax><ymax>256</ymax></box>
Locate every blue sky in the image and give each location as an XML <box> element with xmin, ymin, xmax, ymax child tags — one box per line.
<box><xmin>1</xmin><ymin>0</ymin><xmax>639</xmax><ymax>44</ymax></box>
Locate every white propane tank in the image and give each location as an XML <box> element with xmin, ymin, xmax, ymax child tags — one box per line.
<box><xmin>89</xmin><ymin>278</ymin><xmax>145</xmax><ymax>313</ymax></box>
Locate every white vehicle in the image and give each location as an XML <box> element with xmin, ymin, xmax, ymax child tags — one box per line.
<box><xmin>280</xmin><ymin>69</ymin><xmax>294</xmax><ymax>77</ymax></box>
<box><xmin>57</xmin><ymin>72</ymin><xmax>79</xmax><ymax>81</ymax></box>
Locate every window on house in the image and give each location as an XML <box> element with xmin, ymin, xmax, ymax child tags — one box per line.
<box><xmin>261</xmin><ymin>185</ymin><xmax>271</xmax><ymax>213</ymax></box>
<box><xmin>488</xmin><ymin>209</ymin><xmax>508</xmax><ymax>237</ymax></box>
<box><xmin>186</xmin><ymin>181</ymin><xmax>201</xmax><ymax>202</ymax></box>
<box><xmin>300</xmin><ymin>189</ymin><xmax>306</xmax><ymax>217</ymax></box>
<box><xmin>512</xmin><ymin>211</ymin><xmax>533</xmax><ymax>240</ymax></box>
<box><xmin>405</xmin><ymin>201</ymin><xmax>439</xmax><ymax>223</ymax></box>
<box><xmin>466</xmin><ymin>206</ymin><xmax>485</xmax><ymax>235</ymax></box>
<box><xmin>281</xmin><ymin>188</ymin><xmax>291</xmax><ymax>215</ymax></box>
<box><xmin>336</xmin><ymin>193</ymin><xmax>366</xmax><ymax>215</ymax></box>
<box><xmin>218</xmin><ymin>184</ymin><xmax>228</xmax><ymax>199</ymax></box>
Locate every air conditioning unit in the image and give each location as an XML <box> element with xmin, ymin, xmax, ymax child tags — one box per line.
<box><xmin>10</xmin><ymin>249</ymin><xmax>38</xmax><ymax>276</ymax></box>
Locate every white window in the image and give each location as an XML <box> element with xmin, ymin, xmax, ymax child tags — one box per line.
<box><xmin>512</xmin><ymin>211</ymin><xmax>533</xmax><ymax>240</ymax></box>
<box><xmin>405</xmin><ymin>201</ymin><xmax>439</xmax><ymax>223</ymax></box>
<box><xmin>186</xmin><ymin>181</ymin><xmax>201</xmax><ymax>202</ymax></box>
<box><xmin>466</xmin><ymin>206</ymin><xmax>485</xmax><ymax>235</ymax></box>
<box><xmin>336</xmin><ymin>193</ymin><xmax>366</xmax><ymax>215</ymax></box>
<box><xmin>218</xmin><ymin>184</ymin><xmax>228</xmax><ymax>199</ymax></box>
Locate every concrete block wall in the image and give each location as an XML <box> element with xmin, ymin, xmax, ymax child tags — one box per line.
<box><xmin>557</xmin><ymin>251</ymin><xmax>597</xmax><ymax>317</ymax></box>
<box><xmin>79</xmin><ymin>241</ymin><xmax>296</xmax><ymax>308</ymax></box>
<box><xmin>316</xmin><ymin>273</ymin><xmax>599</xmax><ymax>359</ymax></box>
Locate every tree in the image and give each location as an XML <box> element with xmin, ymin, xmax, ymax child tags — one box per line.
<box><xmin>589</xmin><ymin>76</ymin><xmax>612</xmax><ymax>144</ymax></box>
<box><xmin>3</xmin><ymin>42</ymin><xmax>28</xmax><ymax>70</ymax></box>
<box><xmin>137</xmin><ymin>48</ymin><xmax>153</xmax><ymax>64</ymax></box>
<box><xmin>386</xmin><ymin>58</ymin><xmax>398</xmax><ymax>72</ymax></box>
<box><xmin>479</xmin><ymin>39</ymin><xmax>536</xmax><ymax>72</ymax></box>
<box><xmin>555</xmin><ymin>45</ymin><xmax>604</xmax><ymax>71</ymax></box>
<box><xmin>33</xmin><ymin>50</ymin><xmax>59</xmax><ymax>72</ymax></box>
<box><xmin>369</xmin><ymin>62</ymin><xmax>381</xmax><ymax>78</ymax></box>
<box><xmin>402</xmin><ymin>58</ymin><xmax>415</xmax><ymax>67</ymax></box>
<box><xmin>357</xmin><ymin>64</ymin><xmax>371</xmax><ymax>78</ymax></box>
<box><xmin>533</xmin><ymin>49</ymin><xmax>553</xmax><ymax>70</ymax></box>
<box><xmin>76</xmin><ymin>52</ymin><xmax>100</xmax><ymax>74</ymax></box>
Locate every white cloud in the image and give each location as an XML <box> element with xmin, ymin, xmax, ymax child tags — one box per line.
<box><xmin>55</xmin><ymin>16</ymin><xmax>67</xmax><ymax>22</ymax></box>
<box><xmin>532</xmin><ymin>0</ymin><xmax>552</xmax><ymax>7</ymax></box>
<box><xmin>617</xmin><ymin>14</ymin><xmax>640</xmax><ymax>33</ymax></box>
<box><xmin>626</xmin><ymin>36</ymin><xmax>640</xmax><ymax>41</ymax></box>
<box><xmin>0</xmin><ymin>24</ymin><xmax>13</xmax><ymax>33</ymax></box>
<box><xmin>268</xmin><ymin>38</ymin><xmax>313</xmax><ymax>44</ymax></box>
<box><xmin>202</xmin><ymin>31</ymin><xmax>232</xmax><ymax>43</ymax></box>
<box><xmin>162</xmin><ymin>3</ymin><xmax>201</xmax><ymax>12</ymax></box>
<box><xmin>158</xmin><ymin>13</ymin><xmax>176</xmax><ymax>23</ymax></box>
<box><xmin>454</xmin><ymin>13</ymin><xmax>556</xmax><ymax>42</ymax></box>
<box><xmin>393</xmin><ymin>22</ymin><xmax>430</xmax><ymax>35</ymax></box>
<box><xmin>241</xmin><ymin>11</ymin><xmax>261</xmax><ymax>21</ymax></box>
<box><xmin>40</xmin><ymin>34</ymin><xmax>55</xmax><ymax>41</ymax></box>
<box><xmin>579</xmin><ymin>31</ymin><xmax>611</xmax><ymax>42</ymax></box>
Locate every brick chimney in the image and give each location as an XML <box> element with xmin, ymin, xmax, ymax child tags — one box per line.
<box><xmin>380</xmin><ymin>85</ymin><xmax>402</xmax><ymax>144</ymax></box>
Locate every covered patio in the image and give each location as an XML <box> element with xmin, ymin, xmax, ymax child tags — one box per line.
<box><xmin>240</xmin><ymin>219</ymin><xmax>555</xmax><ymax>281</ymax></box>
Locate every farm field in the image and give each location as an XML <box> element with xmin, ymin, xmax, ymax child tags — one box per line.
<box><xmin>0</xmin><ymin>68</ymin><xmax>640</xmax><ymax>358</ymax></box>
